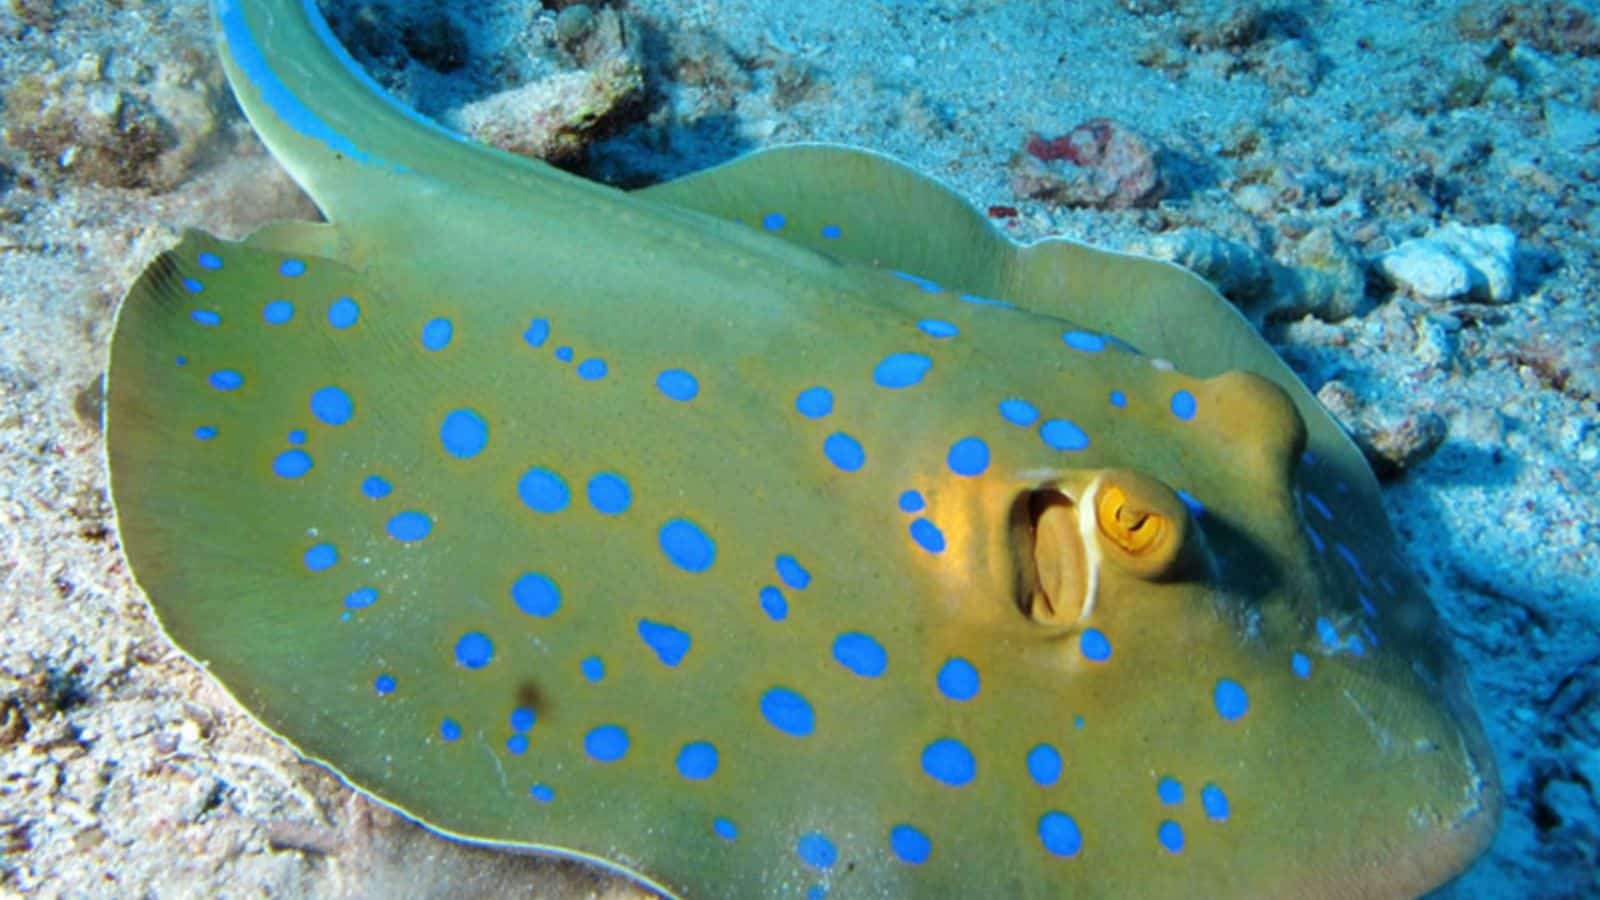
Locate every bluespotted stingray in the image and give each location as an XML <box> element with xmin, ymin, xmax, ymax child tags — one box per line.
<box><xmin>106</xmin><ymin>0</ymin><xmax>1500</xmax><ymax>896</ymax></box>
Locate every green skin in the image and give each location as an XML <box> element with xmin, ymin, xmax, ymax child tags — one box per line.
<box><xmin>105</xmin><ymin>0</ymin><xmax>1500</xmax><ymax>897</ymax></box>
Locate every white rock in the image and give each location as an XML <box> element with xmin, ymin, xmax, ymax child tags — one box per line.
<box><xmin>1432</xmin><ymin>222</ymin><xmax>1518</xmax><ymax>302</ymax></box>
<box><xmin>1377</xmin><ymin>223</ymin><xmax>1518</xmax><ymax>303</ymax></box>
<box><xmin>1377</xmin><ymin>240</ymin><xmax>1471</xmax><ymax>301</ymax></box>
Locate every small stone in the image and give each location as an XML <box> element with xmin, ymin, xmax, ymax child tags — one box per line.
<box><xmin>1376</xmin><ymin>240</ymin><xmax>1472</xmax><ymax>301</ymax></box>
<box><xmin>1315</xmin><ymin>380</ymin><xmax>1449</xmax><ymax>478</ymax></box>
<box><xmin>1233</xmin><ymin>181</ymin><xmax>1277</xmax><ymax>215</ymax></box>
<box><xmin>72</xmin><ymin>51</ymin><xmax>104</xmax><ymax>84</ymax></box>
<box><xmin>1378</xmin><ymin>223</ymin><xmax>1518</xmax><ymax>303</ymax></box>
<box><xmin>1011</xmin><ymin>119</ymin><xmax>1166</xmax><ymax>210</ymax></box>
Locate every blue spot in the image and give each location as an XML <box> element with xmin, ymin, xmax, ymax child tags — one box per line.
<box><xmin>554</xmin><ymin>346</ymin><xmax>573</xmax><ymax>362</ymax></box>
<box><xmin>511</xmin><ymin>572</ymin><xmax>561</xmax><ymax>617</ymax></box>
<box><xmin>659</xmin><ymin>519</ymin><xmax>716</xmax><ymax>572</ymax></box>
<box><xmin>1214</xmin><ymin>678</ymin><xmax>1249</xmax><ymax>721</ymax></box>
<box><xmin>584</xmin><ymin>724</ymin><xmax>629</xmax><ymax>762</ymax></box>
<box><xmin>946</xmin><ymin>437</ymin><xmax>990</xmax><ymax>477</ymax></box>
<box><xmin>909</xmin><ymin>518</ymin><xmax>945</xmax><ymax>554</ymax></box>
<box><xmin>328</xmin><ymin>296</ymin><xmax>360</xmax><ymax>329</ymax></box>
<box><xmin>1158</xmin><ymin>777</ymin><xmax>1184</xmax><ymax>805</ymax></box>
<box><xmin>1074</xmin><ymin>715</ymin><xmax>1085</xmax><ymax>729</ymax></box>
<box><xmin>586</xmin><ymin>473</ymin><xmax>632</xmax><ymax>515</ymax></box>
<box><xmin>917</xmin><ymin>319</ymin><xmax>959</xmax><ymax>338</ymax></box>
<box><xmin>1038</xmin><ymin>811</ymin><xmax>1082</xmax><ymax>858</ymax></box>
<box><xmin>303</xmin><ymin>543</ymin><xmax>337</xmax><ymax>571</ymax></box>
<box><xmin>893</xmin><ymin>271</ymin><xmax>942</xmax><ymax>293</ymax></box>
<box><xmin>760</xmin><ymin>687</ymin><xmax>814</xmax><ymax>737</ymax></box>
<box><xmin>263</xmin><ymin>300</ymin><xmax>294</xmax><ymax>324</ymax></box>
<box><xmin>889</xmin><ymin>824</ymin><xmax>931</xmax><ymax>865</ymax></box>
<box><xmin>279</xmin><ymin>259</ymin><xmax>306</xmax><ymax>277</ymax></box>
<box><xmin>1201</xmin><ymin>783</ymin><xmax>1231</xmax><ymax>821</ymax></box>
<box><xmin>1316</xmin><ymin>617</ymin><xmax>1340</xmax><ymax>649</ymax></box>
<box><xmin>796</xmin><ymin>833</ymin><xmax>836</xmax><ymax>870</ymax></box>
<box><xmin>273</xmin><ymin>449</ymin><xmax>313</xmax><ymax>479</ymax></box>
<box><xmin>310</xmin><ymin>386</ymin><xmax>353</xmax><ymax>426</ymax></box>
<box><xmin>759</xmin><ymin>586</ymin><xmax>788</xmax><ymax>621</ymax></box>
<box><xmin>1158</xmin><ymin>820</ymin><xmax>1185</xmax><ymax>853</ymax></box>
<box><xmin>1306</xmin><ymin>525</ymin><xmax>1326</xmax><ymax>553</ymax></box>
<box><xmin>190</xmin><ymin>309</ymin><xmax>220</xmax><ymax>326</ymax></box>
<box><xmin>1080</xmin><ymin>628</ymin><xmax>1112</xmax><ymax>662</ymax></box>
<box><xmin>439</xmin><ymin>409</ymin><xmax>489</xmax><ymax>458</ymax></box>
<box><xmin>1292</xmin><ymin>652</ymin><xmax>1312</xmax><ymax>679</ymax></box>
<box><xmin>193</xmin><ymin>426</ymin><xmax>218</xmax><ymax>441</ymax></box>
<box><xmin>937</xmin><ymin>658</ymin><xmax>980</xmax><ymax>701</ymax></box>
<box><xmin>999</xmin><ymin>398</ymin><xmax>1039</xmax><ymax>426</ymax></box>
<box><xmin>421</xmin><ymin>317</ymin><xmax>453</xmax><ymax>351</ymax></box>
<box><xmin>656</xmin><ymin>369</ymin><xmax>699</xmax><ymax>401</ymax></box>
<box><xmin>807</xmin><ymin>887</ymin><xmax>825</xmax><ymax>900</ymax></box>
<box><xmin>510</xmin><ymin>707</ymin><xmax>536</xmax><ymax>732</ymax></box>
<box><xmin>373</xmin><ymin>674</ymin><xmax>396</xmax><ymax>695</ymax></box>
<box><xmin>518</xmin><ymin>467</ymin><xmax>570</xmax><ymax>514</ymax></box>
<box><xmin>762</xmin><ymin>212</ymin><xmax>786</xmax><ymax>231</ymax></box>
<box><xmin>174</xmin><ymin>356</ymin><xmax>186</xmax><ymax>366</ymax></box>
<box><xmin>959</xmin><ymin>292</ymin><xmax>1013</xmax><ymax>309</ymax></box>
<box><xmin>873</xmin><ymin>352</ymin><xmax>932</xmax><ymax>389</ymax></box>
<box><xmin>1063</xmin><ymin>331</ymin><xmax>1106</xmax><ymax>352</ymax></box>
<box><xmin>1027</xmin><ymin>744</ymin><xmax>1062</xmax><ymax>787</ymax></box>
<box><xmin>576</xmin><ymin>358</ymin><xmax>608</xmax><ymax>381</ymax></box>
<box><xmin>361</xmin><ymin>475</ymin><xmax>392</xmax><ymax>498</ymax></box>
<box><xmin>775</xmin><ymin>555</ymin><xmax>811</xmax><ymax>590</ymax></box>
<box><xmin>1307</xmin><ymin>493</ymin><xmax>1334</xmax><ymax>522</ymax></box>
<box><xmin>1110</xmin><ymin>390</ymin><xmax>1127</xmax><ymax>408</ymax></box>
<box><xmin>1041</xmin><ymin>419</ymin><xmax>1090</xmax><ymax>452</ymax></box>
<box><xmin>209</xmin><ymin>370</ymin><xmax>244</xmax><ymax>391</ymax></box>
<box><xmin>439</xmin><ymin>718</ymin><xmax>462</xmax><ymax>741</ymax></box>
<box><xmin>795</xmin><ymin>386</ymin><xmax>834</xmax><ymax>419</ymax></box>
<box><xmin>287</xmin><ymin>429</ymin><xmax>306</xmax><ymax>445</ymax></box>
<box><xmin>387</xmin><ymin>511</ymin><xmax>433</xmax><ymax>542</ymax></box>
<box><xmin>581</xmin><ymin>656</ymin><xmax>605</xmax><ymax>682</ymax></box>
<box><xmin>1170</xmin><ymin>390</ymin><xmax>1197</xmax><ymax>420</ymax></box>
<box><xmin>638</xmin><ymin>619</ymin><xmax>692</xmax><ymax>667</ymax></box>
<box><xmin>1177</xmin><ymin>489</ymin><xmax>1205</xmax><ymax>517</ymax></box>
<box><xmin>523</xmin><ymin>318</ymin><xmax>550</xmax><ymax>347</ymax></box>
<box><xmin>897</xmin><ymin>490</ymin><xmax>925</xmax><ymax>513</ymax></box>
<box><xmin>820</xmin><ymin>224</ymin><xmax>841</xmax><ymax>240</ymax></box>
<box><xmin>1357</xmin><ymin>592</ymin><xmax>1378</xmax><ymax>617</ymax></box>
<box><xmin>505</xmin><ymin>734</ymin><xmax>528</xmax><ymax>755</ymax></box>
<box><xmin>832</xmin><ymin>632</ymin><xmax>887</xmax><ymax>678</ymax></box>
<box><xmin>676</xmin><ymin>741</ymin><xmax>719</xmax><ymax>780</ymax></box>
<box><xmin>455</xmin><ymin>631</ymin><xmax>493</xmax><ymax>669</ymax></box>
<box><xmin>530</xmin><ymin>784</ymin><xmax>555</xmax><ymax>803</ymax></box>
<box><xmin>1335</xmin><ymin>542</ymin><xmax>1369</xmax><ymax>585</ymax></box>
<box><xmin>182</xmin><ymin>277</ymin><xmax>204</xmax><ymax>294</ymax></box>
<box><xmin>343</xmin><ymin>587</ymin><xmax>378</xmax><ymax>609</ymax></box>
<box><xmin>714</xmin><ymin>817</ymin><xmax>738</xmax><ymax>840</ymax></box>
<box><xmin>823</xmin><ymin>432</ymin><xmax>865</xmax><ymax>471</ymax></box>
<box><xmin>921</xmin><ymin>738</ymin><xmax>976</xmax><ymax>787</ymax></box>
<box><xmin>197</xmin><ymin>251</ymin><xmax>223</xmax><ymax>270</ymax></box>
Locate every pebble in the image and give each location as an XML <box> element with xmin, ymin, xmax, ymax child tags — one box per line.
<box><xmin>1011</xmin><ymin>118</ymin><xmax>1165</xmax><ymax>210</ymax></box>
<box><xmin>1376</xmin><ymin>223</ymin><xmax>1519</xmax><ymax>303</ymax></box>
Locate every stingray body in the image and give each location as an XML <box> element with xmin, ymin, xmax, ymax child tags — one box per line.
<box><xmin>106</xmin><ymin>1</ymin><xmax>1499</xmax><ymax>896</ymax></box>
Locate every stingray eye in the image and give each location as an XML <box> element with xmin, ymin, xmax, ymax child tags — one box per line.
<box><xmin>1015</xmin><ymin>489</ymin><xmax>1090</xmax><ymax>626</ymax></box>
<box><xmin>1091</xmin><ymin>471</ymin><xmax>1189</xmax><ymax>580</ymax></box>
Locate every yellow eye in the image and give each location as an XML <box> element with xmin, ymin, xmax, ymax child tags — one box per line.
<box><xmin>1091</xmin><ymin>471</ymin><xmax>1190</xmax><ymax>580</ymax></box>
<box><xmin>1095</xmin><ymin>483</ymin><xmax>1166</xmax><ymax>555</ymax></box>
